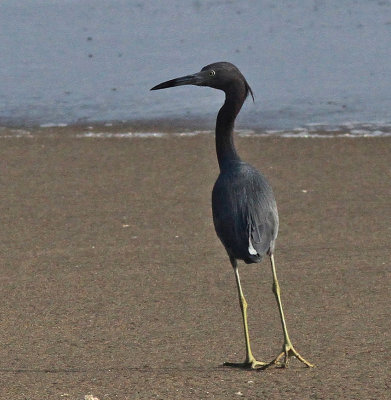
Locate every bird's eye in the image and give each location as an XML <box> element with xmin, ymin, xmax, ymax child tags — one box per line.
<box><xmin>209</xmin><ymin>70</ymin><xmax>216</xmax><ymax>77</ymax></box>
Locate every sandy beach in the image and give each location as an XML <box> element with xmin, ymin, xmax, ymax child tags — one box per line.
<box><xmin>0</xmin><ymin>128</ymin><xmax>390</xmax><ymax>399</ymax></box>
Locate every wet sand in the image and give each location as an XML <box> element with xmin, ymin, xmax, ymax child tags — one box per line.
<box><xmin>0</xmin><ymin>129</ymin><xmax>390</xmax><ymax>399</ymax></box>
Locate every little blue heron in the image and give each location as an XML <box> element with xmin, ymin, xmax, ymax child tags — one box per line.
<box><xmin>151</xmin><ymin>62</ymin><xmax>313</xmax><ymax>369</ymax></box>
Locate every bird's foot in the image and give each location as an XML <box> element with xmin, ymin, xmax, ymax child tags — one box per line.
<box><xmin>223</xmin><ymin>358</ymin><xmax>268</xmax><ymax>370</ymax></box>
<box><xmin>262</xmin><ymin>343</ymin><xmax>314</xmax><ymax>369</ymax></box>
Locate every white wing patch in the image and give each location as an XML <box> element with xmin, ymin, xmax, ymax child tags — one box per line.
<box><xmin>248</xmin><ymin>237</ymin><xmax>258</xmax><ymax>255</ymax></box>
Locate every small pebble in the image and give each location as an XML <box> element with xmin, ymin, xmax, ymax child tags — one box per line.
<box><xmin>84</xmin><ymin>395</ymin><xmax>100</xmax><ymax>400</ymax></box>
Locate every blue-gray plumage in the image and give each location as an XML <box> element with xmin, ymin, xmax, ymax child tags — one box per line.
<box><xmin>151</xmin><ymin>62</ymin><xmax>313</xmax><ymax>370</ymax></box>
<box><xmin>212</xmin><ymin>161</ymin><xmax>278</xmax><ymax>264</ymax></box>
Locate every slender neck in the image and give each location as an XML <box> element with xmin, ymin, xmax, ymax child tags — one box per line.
<box><xmin>215</xmin><ymin>81</ymin><xmax>247</xmax><ymax>170</ymax></box>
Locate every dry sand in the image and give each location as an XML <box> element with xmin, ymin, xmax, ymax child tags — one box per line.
<box><xmin>0</xmin><ymin>128</ymin><xmax>390</xmax><ymax>399</ymax></box>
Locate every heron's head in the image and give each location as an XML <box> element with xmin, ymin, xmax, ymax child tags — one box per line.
<box><xmin>151</xmin><ymin>61</ymin><xmax>254</xmax><ymax>101</ymax></box>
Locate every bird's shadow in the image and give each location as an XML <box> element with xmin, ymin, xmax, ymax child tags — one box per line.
<box><xmin>0</xmin><ymin>362</ymin><xmax>308</xmax><ymax>374</ymax></box>
<box><xmin>0</xmin><ymin>365</ymin><xmax>221</xmax><ymax>374</ymax></box>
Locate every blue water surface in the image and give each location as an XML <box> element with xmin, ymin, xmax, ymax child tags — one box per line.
<box><xmin>1</xmin><ymin>0</ymin><xmax>390</xmax><ymax>130</ymax></box>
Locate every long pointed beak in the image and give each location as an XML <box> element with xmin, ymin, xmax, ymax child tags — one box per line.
<box><xmin>150</xmin><ymin>73</ymin><xmax>202</xmax><ymax>91</ymax></box>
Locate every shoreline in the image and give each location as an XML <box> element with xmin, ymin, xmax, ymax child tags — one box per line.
<box><xmin>1</xmin><ymin>120</ymin><xmax>391</xmax><ymax>139</ymax></box>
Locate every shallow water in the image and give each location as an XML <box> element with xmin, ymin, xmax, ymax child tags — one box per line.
<box><xmin>1</xmin><ymin>0</ymin><xmax>391</xmax><ymax>134</ymax></box>
<box><xmin>2</xmin><ymin>123</ymin><xmax>391</xmax><ymax>139</ymax></box>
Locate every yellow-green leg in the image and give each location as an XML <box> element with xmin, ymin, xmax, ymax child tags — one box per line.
<box><xmin>224</xmin><ymin>257</ymin><xmax>267</xmax><ymax>369</ymax></box>
<box><xmin>263</xmin><ymin>254</ymin><xmax>314</xmax><ymax>369</ymax></box>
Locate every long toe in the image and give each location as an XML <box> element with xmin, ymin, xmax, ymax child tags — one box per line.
<box><xmin>224</xmin><ymin>359</ymin><xmax>268</xmax><ymax>370</ymax></box>
<box><xmin>262</xmin><ymin>345</ymin><xmax>314</xmax><ymax>369</ymax></box>
<box><xmin>288</xmin><ymin>347</ymin><xmax>314</xmax><ymax>368</ymax></box>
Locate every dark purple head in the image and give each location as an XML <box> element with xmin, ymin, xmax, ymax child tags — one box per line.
<box><xmin>151</xmin><ymin>61</ymin><xmax>254</xmax><ymax>101</ymax></box>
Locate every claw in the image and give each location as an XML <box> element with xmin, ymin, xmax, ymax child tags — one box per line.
<box><xmin>262</xmin><ymin>344</ymin><xmax>314</xmax><ymax>369</ymax></box>
<box><xmin>224</xmin><ymin>359</ymin><xmax>268</xmax><ymax>370</ymax></box>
